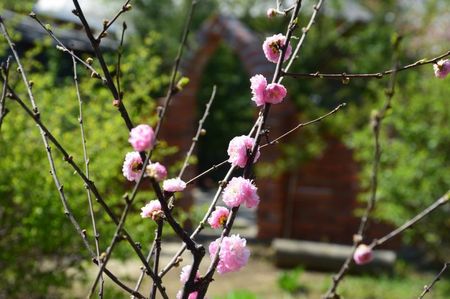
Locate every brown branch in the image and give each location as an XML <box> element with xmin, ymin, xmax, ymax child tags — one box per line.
<box><xmin>95</xmin><ymin>0</ymin><xmax>131</xmax><ymax>41</ymax></box>
<box><xmin>369</xmin><ymin>192</ymin><xmax>449</xmax><ymax>248</ymax></box>
<box><xmin>179</xmin><ymin>85</ymin><xmax>217</xmax><ymax>179</ymax></box>
<box><xmin>131</xmin><ymin>242</ymin><xmax>156</xmax><ymax>298</ymax></box>
<box><xmin>150</xmin><ymin>220</ymin><xmax>163</xmax><ymax>299</ymax></box>
<box><xmin>0</xmin><ymin>56</ymin><xmax>10</xmax><ymax>130</ymax></box>
<box><xmin>280</xmin><ymin>0</ymin><xmax>325</xmax><ymax>82</ymax></box>
<box><xmin>29</xmin><ymin>13</ymin><xmax>103</xmax><ymax>80</ymax></box>
<box><xmin>72</xmin><ymin>0</ymin><xmax>134</xmax><ymax>130</ymax></box>
<box><xmin>72</xmin><ymin>55</ymin><xmax>104</xmax><ymax>298</ymax></box>
<box><xmin>283</xmin><ymin>49</ymin><xmax>450</xmax><ymax>82</ymax></box>
<box><xmin>418</xmin><ymin>262</ymin><xmax>449</xmax><ymax>299</ymax></box>
<box><xmin>151</xmin><ymin>0</ymin><xmax>198</xmax><ymax>143</ymax></box>
<box><xmin>260</xmin><ymin>103</ymin><xmax>346</xmax><ymax>148</ymax></box>
<box><xmin>324</xmin><ymin>40</ymin><xmax>401</xmax><ymax>298</ymax></box>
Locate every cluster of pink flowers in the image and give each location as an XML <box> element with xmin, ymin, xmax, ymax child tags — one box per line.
<box><xmin>227</xmin><ymin>135</ymin><xmax>260</xmax><ymax>168</ymax></box>
<box><xmin>262</xmin><ymin>34</ymin><xmax>292</xmax><ymax>63</ymax></box>
<box><xmin>146</xmin><ymin>162</ymin><xmax>167</xmax><ymax>181</ymax></box>
<box><xmin>433</xmin><ymin>59</ymin><xmax>450</xmax><ymax>78</ymax></box>
<box><xmin>122</xmin><ymin>124</ymin><xmax>167</xmax><ymax>183</ymax></box>
<box><xmin>140</xmin><ymin>200</ymin><xmax>163</xmax><ymax>221</ymax></box>
<box><xmin>250</xmin><ymin>74</ymin><xmax>287</xmax><ymax>106</ymax></box>
<box><xmin>163</xmin><ymin>177</ymin><xmax>187</xmax><ymax>192</ymax></box>
<box><xmin>222</xmin><ymin>177</ymin><xmax>260</xmax><ymax>208</ymax></box>
<box><xmin>353</xmin><ymin>244</ymin><xmax>374</xmax><ymax>265</ymax></box>
<box><xmin>122</xmin><ymin>151</ymin><xmax>143</xmax><ymax>181</ymax></box>
<box><xmin>209</xmin><ymin>235</ymin><xmax>250</xmax><ymax>274</ymax></box>
<box><xmin>208</xmin><ymin>206</ymin><xmax>230</xmax><ymax>229</ymax></box>
<box><xmin>129</xmin><ymin>124</ymin><xmax>155</xmax><ymax>152</ymax></box>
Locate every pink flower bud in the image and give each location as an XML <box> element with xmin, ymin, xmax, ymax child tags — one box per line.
<box><xmin>266</xmin><ymin>8</ymin><xmax>277</xmax><ymax>18</ymax></box>
<box><xmin>129</xmin><ymin>124</ymin><xmax>155</xmax><ymax>152</ymax></box>
<box><xmin>433</xmin><ymin>59</ymin><xmax>450</xmax><ymax>78</ymax></box>
<box><xmin>146</xmin><ymin>162</ymin><xmax>167</xmax><ymax>181</ymax></box>
<box><xmin>353</xmin><ymin>244</ymin><xmax>374</xmax><ymax>265</ymax></box>
<box><xmin>163</xmin><ymin>177</ymin><xmax>186</xmax><ymax>192</ymax></box>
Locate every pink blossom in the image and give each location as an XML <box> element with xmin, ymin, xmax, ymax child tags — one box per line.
<box><xmin>227</xmin><ymin>135</ymin><xmax>260</xmax><ymax>168</ymax></box>
<box><xmin>262</xmin><ymin>34</ymin><xmax>292</xmax><ymax>63</ymax></box>
<box><xmin>122</xmin><ymin>151</ymin><xmax>143</xmax><ymax>182</ymax></box>
<box><xmin>250</xmin><ymin>74</ymin><xmax>268</xmax><ymax>106</ymax></box>
<box><xmin>140</xmin><ymin>200</ymin><xmax>163</xmax><ymax>220</ymax></box>
<box><xmin>433</xmin><ymin>59</ymin><xmax>450</xmax><ymax>78</ymax></box>
<box><xmin>222</xmin><ymin>177</ymin><xmax>260</xmax><ymax>208</ymax></box>
<box><xmin>129</xmin><ymin>124</ymin><xmax>155</xmax><ymax>152</ymax></box>
<box><xmin>163</xmin><ymin>177</ymin><xmax>186</xmax><ymax>192</ymax></box>
<box><xmin>353</xmin><ymin>244</ymin><xmax>374</xmax><ymax>265</ymax></box>
<box><xmin>250</xmin><ymin>74</ymin><xmax>287</xmax><ymax>106</ymax></box>
<box><xmin>179</xmin><ymin>265</ymin><xmax>200</xmax><ymax>283</ymax></box>
<box><xmin>146</xmin><ymin>162</ymin><xmax>167</xmax><ymax>181</ymax></box>
<box><xmin>266</xmin><ymin>8</ymin><xmax>277</xmax><ymax>18</ymax></box>
<box><xmin>209</xmin><ymin>235</ymin><xmax>250</xmax><ymax>274</ymax></box>
<box><xmin>208</xmin><ymin>207</ymin><xmax>230</xmax><ymax>229</ymax></box>
<box><xmin>176</xmin><ymin>291</ymin><xmax>205</xmax><ymax>299</ymax></box>
<box><xmin>265</xmin><ymin>83</ymin><xmax>287</xmax><ymax>104</ymax></box>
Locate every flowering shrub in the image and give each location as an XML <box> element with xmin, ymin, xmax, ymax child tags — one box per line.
<box><xmin>1</xmin><ymin>0</ymin><xmax>449</xmax><ymax>298</ymax></box>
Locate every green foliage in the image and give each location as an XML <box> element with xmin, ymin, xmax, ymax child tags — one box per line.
<box><xmin>216</xmin><ymin>290</ymin><xmax>259</xmax><ymax>299</ymax></box>
<box><xmin>277</xmin><ymin>267</ymin><xmax>304</xmax><ymax>294</ymax></box>
<box><xmin>343</xmin><ymin>70</ymin><xmax>450</xmax><ymax>258</ymax></box>
<box><xmin>0</xmin><ymin>29</ymin><xmax>171</xmax><ymax>297</ymax></box>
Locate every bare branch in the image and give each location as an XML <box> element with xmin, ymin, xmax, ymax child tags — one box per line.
<box><xmin>283</xmin><ymin>50</ymin><xmax>450</xmax><ymax>82</ymax></box>
<box><xmin>418</xmin><ymin>262</ymin><xmax>449</xmax><ymax>299</ymax></box>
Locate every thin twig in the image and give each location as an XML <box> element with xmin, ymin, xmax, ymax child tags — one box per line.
<box><xmin>72</xmin><ymin>0</ymin><xmax>134</xmax><ymax>130</ymax></box>
<box><xmin>150</xmin><ymin>220</ymin><xmax>163</xmax><ymax>299</ymax></box>
<box><xmin>323</xmin><ymin>39</ymin><xmax>401</xmax><ymax>299</ymax></box>
<box><xmin>151</xmin><ymin>0</ymin><xmax>198</xmax><ymax>144</ymax></box>
<box><xmin>0</xmin><ymin>56</ymin><xmax>10</xmax><ymax>130</ymax></box>
<box><xmin>131</xmin><ymin>241</ymin><xmax>156</xmax><ymax>298</ymax></box>
<box><xmin>369</xmin><ymin>192</ymin><xmax>449</xmax><ymax>248</ymax></box>
<box><xmin>116</xmin><ymin>22</ymin><xmax>127</xmax><ymax>100</ymax></box>
<box><xmin>29</xmin><ymin>13</ymin><xmax>103</xmax><ymax>80</ymax></box>
<box><xmin>179</xmin><ymin>85</ymin><xmax>217</xmax><ymax>179</ymax></box>
<box><xmin>72</xmin><ymin>55</ymin><xmax>104</xmax><ymax>298</ymax></box>
<box><xmin>283</xmin><ymin>49</ymin><xmax>450</xmax><ymax>82</ymax></box>
<box><xmin>418</xmin><ymin>262</ymin><xmax>449</xmax><ymax>299</ymax></box>
<box><xmin>280</xmin><ymin>0</ymin><xmax>325</xmax><ymax>83</ymax></box>
<box><xmin>260</xmin><ymin>103</ymin><xmax>346</xmax><ymax>148</ymax></box>
<box><xmin>95</xmin><ymin>0</ymin><xmax>131</xmax><ymax>41</ymax></box>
